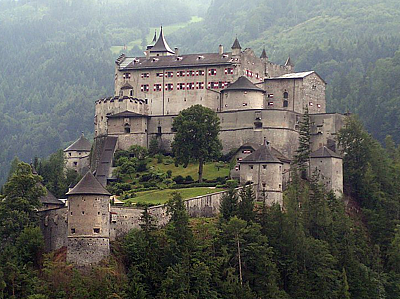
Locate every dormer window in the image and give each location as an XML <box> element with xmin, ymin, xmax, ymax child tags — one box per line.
<box><xmin>176</xmin><ymin>56</ymin><xmax>183</xmax><ymax>61</ymax></box>
<box><xmin>197</xmin><ymin>55</ymin><xmax>204</xmax><ymax>60</ymax></box>
<box><xmin>152</xmin><ymin>58</ymin><xmax>159</xmax><ymax>62</ymax></box>
<box><xmin>222</xmin><ymin>54</ymin><xmax>229</xmax><ymax>58</ymax></box>
<box><xmin>133</xmin><ymin>58</ymin><xmax>139</xmax><ymax>63</ymax></box>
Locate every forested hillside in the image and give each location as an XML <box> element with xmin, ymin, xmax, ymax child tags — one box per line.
<box><xmin>1</xmin><ymin>0</ymin><xmax>400</xmax><ymax>185</ymax></box>
<box><xmin>171</xmin><ymin>0</ymin><xmax>400</xmax><ymax>141</ymax></box>
<box><xmin>0</xmin><ymin>0</ymin><xmax>208</xmax><ymax>185</ymax></box>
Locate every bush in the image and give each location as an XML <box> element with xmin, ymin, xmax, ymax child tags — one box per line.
<box><xmin>173</xmin><ymin>175</ymin><xmax>185</xmax><ymax>184</ymax></box>
<box><xmin>139</xmin><ymin>173</ymin><xmax>153</xmax><ymax>182</ymax></box>
<box><xmin>135</xmin><ymin>201</ymin><xmax>161</xmax><ymax>208</ymax></box>
<box><xmin>226</xmin><ymin>179</ymin><xmax>238</xmax><ymax>188</ymax></box>
<box><xmin>171</xmin><ymin>182</ymin><xmax>218</xmax><ymax>189</ymax></box>
<box><xmin>136</xmin><ymin>160</ymin><xmax>147</xmax><ymax>172</ymax></box>
<box><xmin>166</xmin><ymin>170</ymin><xmax>172</xmax><ymax>178</ymax></box>
<box><xmin>143</xmin><ymin>182</ymin><xmax>157</xmax><ymax>188</ymax></box>
<box><xmin>148</xmin><ymin>137</ymin><xmax>160</xmax><ymax>156</ymax></box>
<box><xmin>163</xmin><ymin>158</ymin><xmax>174</xmax><ymax>165</ymax></box>
<box><xmin>156</xmin><ymin>154</ymin><xmax>164</xmax><ymax>164</ymax></box>
<box><xmin>216</xmin><ymin>176</ymin><xmax>227</xmax><ymax>184</ymax></box>
<box><xmin>185</xmin><ymin>175</ymin><xmax>194</xmax><ymax>183</ymax></box>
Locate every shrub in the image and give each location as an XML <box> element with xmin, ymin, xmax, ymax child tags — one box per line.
<box><xmin>139</xmin><ymin>173</ymin><xmax>153</xmax><ymax>182</ymax></box>
<box><xmin>156</xmin><ymin>154</ymin><xmax>164</xmax><ymax>164</ymax></box>
<box><xmin>173</xmin><ymin>175</ymin><xmax>185</xmax><ymax>184</ymax></box>
<box><xmin>136</xmin><ymin>160</ymin><xmax>147</xmax><ymax>172</ymax></box>
<box><xmin>166</xmin><ymin>170</ymin><xmax>172</xmax><ymax>178</ymax></box>
<box><xmin>148</xmin><ymin>137</ymin><xmax>160</xmax><ymax>156</ymax></box>
<box><xmin>143</xmin><ymin>182</ymin><xmax>157</xmax><ymax>188</ymax></box>
<box><xmin>216</xmin><ymin>176</ymin><xmax>227</xmax><ymax>184</ymax></box>
<box><xmin>185</xmin><ymin>175</ymin><xmax>194</xmax><ymax>183</ymax></box>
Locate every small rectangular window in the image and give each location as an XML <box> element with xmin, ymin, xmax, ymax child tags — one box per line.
<box><xmin>140</xmin><ymin>84</ymin><xmax>149</xmax><ymax>92</ymax></box>
<box><xmin>71</xmin><ymin>228</ymin><xmax>76</xmax><ymax>234</ymax></box>
<box><xmin>263</xmin><ymin>165</ymin><xmax>267</xmax><ymax>169</ymax></box>
<box><xmin>123</xmin><ymin>73</ymin><xmax>131</xmax><ymax>79</ymax></box>
<box><xmin>156</xmin><ymin>72</ymin><xmax>164</xmax><ymax>77</ymax></box>
<box><xmin>154</xmin><ymin>84</ymin><xmax>162</xmax><ymax>91</ymax></box>
<box><xmin>309</xmin><ymin>102</ymin><xmax>313</xmax><ymax>106</ymax></box>
<box><xmin>177</xmin><ymin>83</ymin><xmax>185</xmax><ymax>90</ymax></box>
<box><xmin>198</xmin><ymin>70</ymin><xmax>205</xmax><ymax>76</ymax></box>
<box><xmin>268</xmin><ymin>102</ymin><xmax>274</xmax><ymax>106</ymax></box>
<box><xmin>167</xmin><ymin>71</ymin><xmax>174</xmax><ymax>78</ymax></box>
<box><xmin>141</xmin><ymin>73</ymin><xmax>149</xmax><ymax>78</ymax></box>
<box><xmin>93</xmin><ymin>228</ymin><xmax>100</xmax><ymax>234</ymax></box>
<box><xmin>317</xmin><ymin>104</ymin><xmax>321</xmax><ymax>108</ymax></box>
<box><xmin>187</xmin><ymin>82</ymin><xmax>195</xmax><ymax>90</ymax></box>
<box><xmin>225</xmin><ymin>68</ymin><xmax>234</xmax><ymax>75</ymax></box>
<box><xmin>209</xmin><ymin>69</ymin><xmax>217</xmax><ymax>76</ymax></box>
<box><xmin>188</xmin><ymin>70</ymin><xmax>196</xmax><ymax>76</ymax></box>
<box><xmin>165</xmin><ymin>83</ymin><xmax>174</xmax><ymax>91</ymax></box>
<box><xmin>250</xmin><ymin>165</ymin><xmax>254</xmax><ymax>170</ymax></box>
<box><xmin>196</xmin><ymin>82</ymin><xmax>204</xmax><ymax>89</ymax></box>
<box><xmin>177</xmin><ymin>71</ymin><xmax>185</xmax><ymax>77</ymax></box>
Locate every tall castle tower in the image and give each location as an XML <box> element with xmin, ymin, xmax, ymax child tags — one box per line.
<box><xmin>66</xmin><ymin>172</ymin><xmax>111</xmax><ymax>267</ymax></box>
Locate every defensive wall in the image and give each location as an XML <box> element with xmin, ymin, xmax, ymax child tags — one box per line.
<box><xmin>40</xmin><ymin>186</ymin><xmax>255</xmax><ymax>252</ymax></box>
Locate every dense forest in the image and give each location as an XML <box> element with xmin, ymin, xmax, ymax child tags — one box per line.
<box><xmin>2</xmin><ymin>116</ymin><xmax>400</xmax><ymax>298</ymax></box>
<box><xmin>1</xmin><ymin>0</ymin><xmax>400</xmax><ymax>184</ymax></box>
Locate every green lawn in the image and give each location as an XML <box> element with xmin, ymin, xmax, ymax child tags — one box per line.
<box><xmin>148</xmin><ymin>158</ymin><xmax>229</xmax><ymax>181</ymax></box>
<box><xmin>125</xmin><ymin>187</ymin><xmax>224</xmax><ymax>205</ymax></box>
<box><xmin>110</xmin><ymin>16</ymin><xmax>203</xmax><ymax>54</ymax></box>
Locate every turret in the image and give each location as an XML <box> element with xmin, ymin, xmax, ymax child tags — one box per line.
<box><xmin>260</xmin><ymin>48</ymin><xmax>268</xmax><ymax>60</ymax></box>
<box><xmin>64</xmin><ymin>133</ymin><xmax>91</xmax><ymax>174</ymax></box>
<box><xmin>149</xmin><ymin>26</ymin><xmax>175</xmax><ymax>57</ymax></box>
<box><xmin>66</xmin><ymin>171</ymin><xmax>111</xmax><ymax>267</ymax></box>
<box><xmin>231</xmin><ymin>37</ymin><xmax>242</xmax><ymax>56</ymax></box>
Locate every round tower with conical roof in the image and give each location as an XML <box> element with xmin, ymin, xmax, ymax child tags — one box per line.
<box><xmin>64</xmin><ymin>133</ymin><xmax>91</xmax><ymax>174</ymax></box>
<box><xmin>66</xmin><ymin>171</ymin><xmax>111</xmax><ymax>267</ymax></box>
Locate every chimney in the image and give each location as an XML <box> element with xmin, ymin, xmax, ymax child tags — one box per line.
<box><xmin>145</xmin><ymin>50</ymin><xmax>150</xmax><ymax>59</ymax></box>
<box><xmin>174</xmin><ymin>47</ymin><xmax>179</xmax><ymax>56</ymax></box>
<box><xmin>219</xmin><ymin>44</ymin><xmax>224</xmax><ymax>55</ymax></box>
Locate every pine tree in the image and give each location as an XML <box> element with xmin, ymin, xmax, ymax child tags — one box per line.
<box><xmin>238</xmin><ymin>185</ymin><xmax>256</xmax><ymax>223</ymax></box>
<box><xmin>294</xmin><ymin>106</ymin><xmax>311</xmax><ymax>177</ymax></box>
<box><xmin>219</xmin><ymin>181</ymin><xmax>239</xmax><ymax>222</ymax></box>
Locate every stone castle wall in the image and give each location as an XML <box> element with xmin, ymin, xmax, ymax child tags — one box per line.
<box><xmin>67</xmin><ymin>237</ymin><xmax>110</xmax><ymax>267</ymax></box>
<box><xmin>39</xmin><ymin>207</ymin><xmax>68</xmax><ymax>252</ymax></box>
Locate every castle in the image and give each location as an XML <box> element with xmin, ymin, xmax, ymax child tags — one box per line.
<box><xmin>39</xmin><ymin>28</ymin><xmax>345</xmax><ymax>267</ymax></box>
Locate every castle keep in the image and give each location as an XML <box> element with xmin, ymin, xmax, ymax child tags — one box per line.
<box><xmin>39</xmin><ymin>28</ymin><xmax>345</xmax><ymax>266</ymax></box>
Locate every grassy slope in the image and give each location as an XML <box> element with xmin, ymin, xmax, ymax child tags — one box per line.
<box><xmin>126</xmin><ymin>187</ymin><xmax>224</xmax><ymax>205</ymax></box>
<box><xmin>148</xmin><ymin>158</ymin><xmax>229</xmax><ymax>181</ymax></box>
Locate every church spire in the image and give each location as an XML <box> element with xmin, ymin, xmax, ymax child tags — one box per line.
<box><xmin>231</xmin><ymin>37</ymin><xmax>242</xmax><ymax>50</ymax></box>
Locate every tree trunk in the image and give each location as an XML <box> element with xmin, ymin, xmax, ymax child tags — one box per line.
<box><xmin>237</xmin><ymin>234</ymin><xmax>243</xmax><ymax>286</ymax></box>
<box><xmin>198</xmin><ymin>158</ymin><xmax>204</xmax><ymax>183</ymax></box>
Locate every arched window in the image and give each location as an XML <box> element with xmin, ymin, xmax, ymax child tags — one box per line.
<box><xmin>283</xmin><ymin>100</ymin><xmax>288</xmax><ymax>108</ymax></box>
<box><xmin>283</xmin><ymin>91</ymin><xmax>289</xmax><ymax>98</ymax></box>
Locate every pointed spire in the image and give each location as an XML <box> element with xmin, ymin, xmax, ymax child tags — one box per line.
<box><xmin>285</xmin><ymin>56</ymin><xmax>294</xmax><ymax>67</ymax></box>
<box><xmin>231</xmin><ymin>37</ymin><xmax>242</xmax><ymax>49</ymax></box>
<box><xmin>150</xmin><ymin>26</ymin><xmax>175</xmax><ymax>55</ymax></box>
<box><xmin>152</xmin><ymin>29</ymin><xmax>157</xmax><ymax>43</ymax></box>
<box><xmin>260</xmin><ymin>48</ymin><xmax>268</xmax><ymax>59</ymax></box>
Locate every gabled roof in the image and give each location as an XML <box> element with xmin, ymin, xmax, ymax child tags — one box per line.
<box><xmin>107</xmin><ymin>110</ymin><xmax>148</xmax><ymax>118</ymax></box>
<box><xmin>223</xmin><ymin>76</ymin><xmax>265</xmax><ymax>92</ymax></box>
<box><xmin>66</xmin><ymin>171</ymin><xmax>111</xmax><ymax>196</ymax></box>
<box><xmin>150</xmin><ymin>26</ymin><xmax>175</xmax><ymax>54</ymax></box>
<box><xmin>260</xmin><ymin>48</ymin><xmax>268</xmax><ymax>59</ymax></box>
<box><xmin>64</xmin><ymin>134</ymin><xmax>91</xmax><ymax>152</ymax></box>
<box><xmin>122</xmin><ymin>52</ymin><xmax>234</xmax><ymax>70</ymax></box>
<box><xmin>232</xmin><ymin>37</ymin><xmax>242</xmax><ymax>49</ymax></box>
<box><xmin>310</xmin><ymin>146</ymin><xmax>342</xmax><ymax>159</ymax></box>
<box><xmin>241</xmin><ymin>144</ymin><xmax>282</xmax><ymax>163</ymax></box>
<box><xmin>120</xmin><ymin>82</ymin><xmax>133</xmax><ymax>90</ymax></box>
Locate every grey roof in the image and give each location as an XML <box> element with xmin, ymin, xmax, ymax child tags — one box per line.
<box><xmin>241</xmin><ymin>144</ymin><xmax>282</xmax><ymax>163</ymax></box>
<box><xmin>122</xmin><ymin>52</ymin><xmax>234</xmax><ymax>70</ymax></box>
<box><xmin>107</xmin><ymin>110</ymin><xmax>148</xmax><ymax>118</ymax></box>
<box><xmin>232</xmin><ymin>37</ymin><xmax>242</xmax><ymax>49</ymax></box>
<box><xmin>121</xmin><ymin>82</ymin><xmax>133</xmax><ymax>90</ymax></box>
<box><xmin>310</xmin><ymin>146</ymin><xmax>342</xmax><ymax>159</ymax></box>
<box><xmin>64</xmin><ymin>134</ymin><xmax>91</xmax><ymax>152</ymax></box>
<box><xmin>150</xmin><ymin>26</ymin><xmax>175</xmax><ymax>54</ymax></box>
<box><xmin>270</xmin><ymin>147</ymin><xmax>291</xmax><ymax>163</ymax></box>
<box><xmin>285</xmin><ymin>56</ymin><xmax>294</xmax><ymax>67</ymax></box>
<box><xmin>40</xmin><ymin>186</ymin><xmax>64</xmax><ymax>205</ymax></box>
<box><xmin>95</xmin><ymin>136</ymin><xmax>118</xmax><ymax>186</ymax></box>
<box><xmin>66</xmin><ymin>171</ymin><xmax>111</xmax><ymax>196</ymax></box>
<box><xmin>223</xmin><ymin>76</ymin><xmax>265</xmax><ymax>92</ymax></box>
<box><xmin>260</xmin><ymin>48</ymin><xmax>268</xmax><ymax>59</ymax></box>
